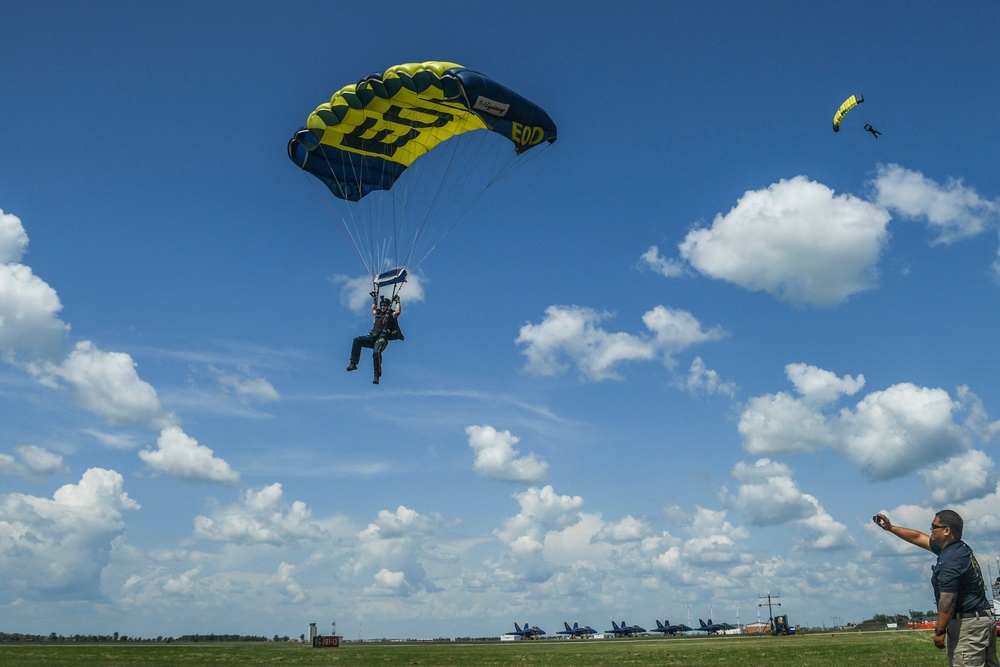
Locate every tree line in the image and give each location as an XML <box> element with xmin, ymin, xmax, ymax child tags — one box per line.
<box><xmin>0</xmin><ymin>632</ymin><xmax>291</xmax><ymax>643</ymax></box>
<box><xmin>868</xmin><ymin>610</ymin><xmax>938</xmax><ymax>624</ymax></box>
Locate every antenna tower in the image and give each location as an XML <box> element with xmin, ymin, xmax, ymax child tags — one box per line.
<box><xmin>758</xmin><ymin>592</ymin><xmax>782</xmax><ymax>634</ymax></box>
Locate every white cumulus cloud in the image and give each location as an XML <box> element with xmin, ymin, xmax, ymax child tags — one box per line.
<box><xmin>676</xmin><ymin>356</ymin><xmax>737</xmax><ymax>396</ymax></box>
<box><xmin>31</xmin><ymin>341</ymin><xmax>173</xmax><ymax>427</ymax></box>
<box><xmin>216</xmin><ymin>369</ymin><xmax>280</xmax><ymax>403</ymax></box>
<box><xmin>677</xmin><ymin>176</ymin><xmax>890</xmax><ymax>306</ymax></box>
<box><xmin>675</xmin><ymin>506</ymin><xmax>751</xmax><ymax>566</ymax></box>
<box><xmin>265</xmin><ymin>562</ymin><xmax>307</xmax><ymax>603</ymax></box>
<box><xmin>739</xmin><ymin>365</ymin><xmax>994</xmax><ymax>502</ymax></box>
<box><xmin>516</xmin><ymin>304</ymin><xmax>725</xmax><ymax>381</ymax></box>
<box><xmin>739</xmin><ymin>391</ymin><xmax>835</xmax><ymax>455</ymax></box>
<box><xmin>639</xmin><ymin>245</ymin><xmax>686</xmax><ymax>278</ymax></box>
<box><xmin>193</xmin><ymin>483</ymin><xmax>326</xmax><ymax>545</ymax></box>
<box><xmin>139</xmin><ymin>426</ymin><xmax>240</xmax><ymax>484</ymax></box>
<box><xmin>594</xmin><ymin>514</ymin><xmax>652</xmax><ymax>543</ymax></box>
<box><xmin>839</xmin><ymin>383</ymin><xmax>968</xmax><ymax>479</ymax></box>
<box><xmin>0</xmin><ymin>210</ymin><xmax>29</xmax><ymax>264</ymax></box>
<box><xmin>466</xmin><ymin>424</ymin><xmax>548</xmax><ymax>483</ymax></box>
<box><xmin>0</xmin><ymin>468</ymin><xmax>139</xmax><ymax>600</ymax></box>
<box><xmin>726</xmin><ymin>458</ymin><xmax>855</xmax><ymax>550</ymax></box>
<box><xmin>343</xmin><ymin>505</ymin><xmax>448</xmax><ymax>596</ymax></box>
<box><xmin>919</xmin><ymin>450</ymin><xmax>997</xmax><ymax>506</ymax></box>
<box><xmin>365</xmin><ymin>568</ymin><xmax>410</xmax><ymax>596</ymax></box>
<box><xmin>0</xmin><ymin>211</ymin><xmax>69</xmax><ymax>362</ymax></box>
<box><xmin>0</xmin><ymin>444</ymin><xmax>70</xmax><ymax>479</ymax></box>
<box><xmin>872</xmin><ymin>164</ymin><xmax>999</xmax><ymax>245</ymax></box>
<box><xmin>786</xmin><ymin>362</ymin><xmax>865</xmax><ymax>406</ymax></box>
<box><xmin>119</xmin><ymin>562</ymin><xmax>310</xmax><ymax>610</ymax></box>
<box><xmin>489</xmin><ymin>485</ymin><xmax>585</xmax><ymax>584</ymax></box>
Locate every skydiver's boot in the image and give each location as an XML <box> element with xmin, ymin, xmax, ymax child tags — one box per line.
<box><xmin>346</xmin><ymin>363</ymin><xmax>357</xmax><ymax>371</ymax></box>
<box><xmin>372</xmin><ymin>376</ymin><xmax>379</xmax><ymax>385</ymax></box>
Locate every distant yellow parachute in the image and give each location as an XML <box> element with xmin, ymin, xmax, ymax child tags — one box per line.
<box><xmin>832</xmin><ymin>94</ymin><xmax>863</xmax><ymax>132</ymax></box>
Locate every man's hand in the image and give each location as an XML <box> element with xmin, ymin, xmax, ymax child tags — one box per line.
<box><xmin>873</xmin><ymin>514</ymin><xmax>892</xmax><ymax>531</ymax></box>
<box><xmin>934</xmin><ymin>630</ymin><xmax>946</xmax><ymax>650</ymax></box>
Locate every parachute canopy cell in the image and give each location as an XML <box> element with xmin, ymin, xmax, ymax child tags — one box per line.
<box><xmin>832</xmin><ymin>94</ymin><xmax>863</xmax><ymax>132</ymax></box>
<box><xmin>288</xmin><ymin>61</ymin><xmax>558</xmax><ymax>202</ymax></box>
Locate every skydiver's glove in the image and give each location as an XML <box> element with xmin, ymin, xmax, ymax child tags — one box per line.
<box><xmin>393</xmin><ymin>295</ymin><xmax>400</xmax><ymax>303</ymax></box>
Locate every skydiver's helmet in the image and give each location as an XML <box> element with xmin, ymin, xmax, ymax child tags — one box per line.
<box><xmin>379</xmin><ymin>296</ymin><xmax>391</xmax><ymax>309</ymax></box>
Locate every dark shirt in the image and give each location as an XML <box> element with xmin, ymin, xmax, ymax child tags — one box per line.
<box><xmin>930</xmin><ymin>539</ymin><xmax>991</xmax><ymax>613</ymax></box>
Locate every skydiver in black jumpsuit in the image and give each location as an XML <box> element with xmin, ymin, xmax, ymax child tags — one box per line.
<box><xmin>347</xmin><ymin>295</ymin><xmax>402</xmax><ymax>384</ymax></box>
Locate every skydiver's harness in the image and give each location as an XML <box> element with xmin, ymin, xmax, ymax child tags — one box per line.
<box><xmin>370</xmin><ymin>305</ymin><xmax>404</xmax><ymax>342</ymax></box>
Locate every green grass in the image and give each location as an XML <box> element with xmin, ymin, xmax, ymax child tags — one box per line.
<box><xmin>0</xmin><ymin>631</ymin><xmax>947</xmax><ymax>666</ymax></box>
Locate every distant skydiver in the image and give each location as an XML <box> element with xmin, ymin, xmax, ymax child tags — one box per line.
<box><xmin>347</xmin><ymin>294</ymin><xmax>402</xmax><ymax>384</ymax></box>
<box><xmin>864</xmin><ymin>123</ymin><xmax>881</xmax><ymax>138</ymax></box>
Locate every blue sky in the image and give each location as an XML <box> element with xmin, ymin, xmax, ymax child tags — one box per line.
<box><xmin>3</xmin><ymin>1</ymin><xmax>1000</xmax><ymax>640</ymax></box>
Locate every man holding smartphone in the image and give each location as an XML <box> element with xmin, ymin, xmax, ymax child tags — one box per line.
<box><xmin>874</xmin><ymin>510</ymin><xmax>997</xmax><ymax>667</ymax></box>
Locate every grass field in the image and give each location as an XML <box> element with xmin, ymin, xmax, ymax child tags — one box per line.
<box><xmin>0</xmin><ymin>631</ymin><xmax>948</xmax><ymax>666</ymax></box>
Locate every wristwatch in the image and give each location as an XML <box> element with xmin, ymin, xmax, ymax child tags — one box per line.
<box><xmin>935</xmin><ymin>627</ymin><xmax>947</xmax><ymax>637</ymax></box>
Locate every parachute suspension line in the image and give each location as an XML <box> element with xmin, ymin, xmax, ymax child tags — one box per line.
<box><xmin>390</xmin><ymin>281</ymin><xmax>404</xmax><ymax>301</ymax></box>
<box><xmin>403</xmin><ymin>127</ymin><xmax>483</xmax><ymax>270</ymax></box>
<box><xmin>414</xmin><ymin>136</ymin><xmax>548</xmax><ymax>271</ymax></box>
<box><xmin>345</xmin><ymin>150</ymin><xmax>382</xmax><ymax>280</ymax></box>
<box><xmin>301</xmin><ymin>130</ymin><xmax>552</xmax><ymax>283</ymax></box>
<box><xmin>365</xmin><ymin>129</ymin><xmax>472</xmax><ymax>275</ymax></box>
<box><xmin>367</xmin><ymin>154</ymin><xmax>390</xmax><ymax>275</ymax></box>
<box><xmin>315</xmin><ymin>147</ymin><xmax>396</xmax><ymax>285</ymax></box>
<box><xmin>300</xmin><ymin>169</ymin><xmax>374</xmax><ymax>281</ymax></box>
<box><xmin>856</xmin><ymin>97</ymin><xmax>873</xmax><ymax>137</ymax></box>
<box><xmin>494</xmin><ymin>138</ymin><xmax>552</xmax><ymax>183</ymax></box>
<box><xmin>402</xmin><ymin>127</ymin><xmax>523</xmax><ymax>272</ymax></box>
<box><xmin>393</xmin><ymin>127</ymin><xmax>459</xmax><ymax>271</ymax></box>
<box><xmin>307</xmin><ymin>148</ymin><xmax>374</xmax><ymax>280</ymax></box>
<box><xmin>387</xmin><ymin>135</ymin><xmax>417</xmax><ymax>272</ymax></box>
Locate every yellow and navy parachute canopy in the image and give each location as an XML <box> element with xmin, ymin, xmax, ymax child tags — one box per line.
<box><xmin>288</xmin><ymin>61</ymin><xmax>557</xmax><ymax>201</ymax></box>
<box><xmin>832</xmin><ymin>93</ymin><xmax>863</xmax><ymax>132</ymax></box>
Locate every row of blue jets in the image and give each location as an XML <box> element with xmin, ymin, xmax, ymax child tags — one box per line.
<box><xmin>505</xmin><ymin>618</ymin><xmax>734</xmax><ymax>638</ymax></box>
